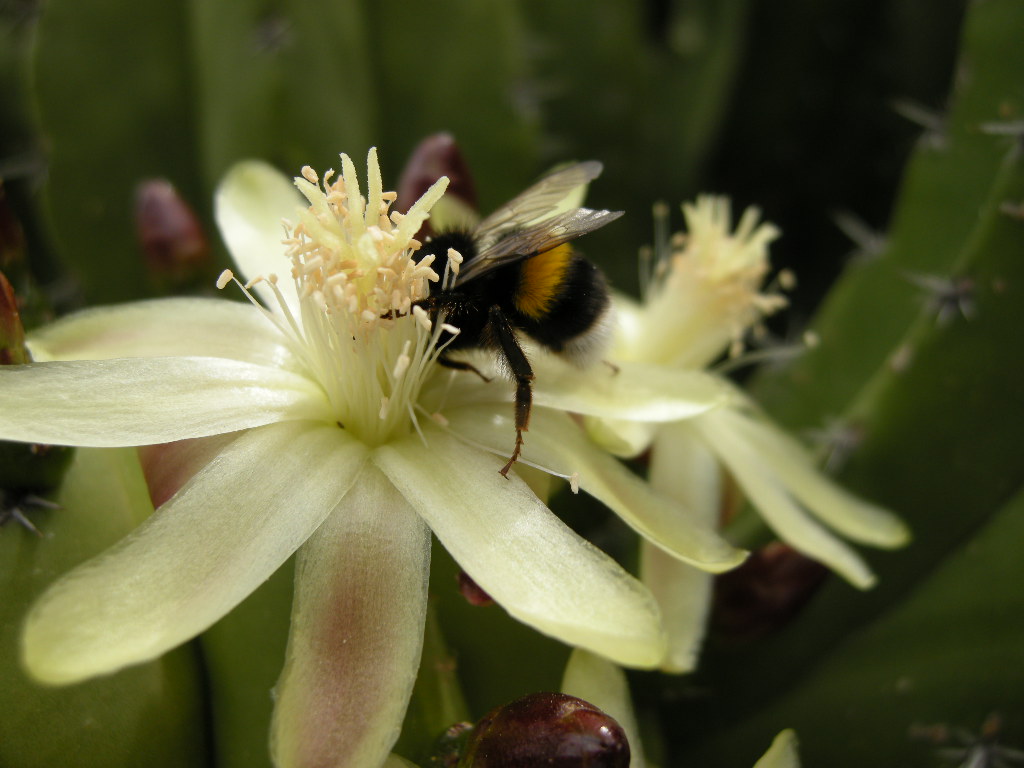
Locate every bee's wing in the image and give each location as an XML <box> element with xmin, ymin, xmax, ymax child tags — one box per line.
<box><xmin>473</xmin><ymin>161</ymin><xmax>605</xmax><ymax>250</ymax></box>
<box><xmin>457</xmin><ymin>207</ymin><xmax>623</xmax><ymax>284</ymax></box>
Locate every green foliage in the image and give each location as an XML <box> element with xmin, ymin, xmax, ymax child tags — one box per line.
<box><xmin>700</xmin><ymin>484</ymin><xmax>1024</xmax><ymax>767</ymax></box>
<box><xmin>33</xmin><ymin>0</ymin><xmax>204</xmax><ymax>304</ymax></box>
<box><xmin>199</xmin><ymin>560</ymin><xmax>295</xmax><ymax>768</ymax></box>
<box><xmin>519</xmin><ymin>0</ymin><xmax>751</xmax><ymax>289</ymax></box>
<box><xmin>0</xmin><ymin>449</ymin><xmax>208</xmax><ymax>768</ymax></box>
<box><xmin>674</xmin><ymin>0</ymin><xmax>1024</xmax><ymax>763</ymax></box>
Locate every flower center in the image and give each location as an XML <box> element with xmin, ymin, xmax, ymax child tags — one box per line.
<box><xmin>268</xmin><ymin>150</ymin><xmax>449</xmax><ymax>445</ymax></box>
<box><xmin>628</xmin><ymin>196</ymin><xmax>786</xmax><ymax>369</ymax></box>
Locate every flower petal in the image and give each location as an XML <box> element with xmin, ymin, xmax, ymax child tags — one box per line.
<box><xmin>532</xmin><ymin>358</ymin><xmax>726</xmax><ymax>422</ymax></box>
<box><xmin>607</xmin><ymin>291</ymin><xmax>646</xmax><ymax>354</ymax></box>
<box><xmin>427</xmin><ymin>194</ymin><xmax>479</xmax><ymax>234</ymax></box>
<box><xmin>215</xmin><ymin>161</ymin><xmax>301</xmax><ymax>314</ymax></box>
<box><xmin>723</xmin><ymin>408</ymin><xmax>910</xmax><ymax>548</ymax></box>
<box><xmin>583</xmin><ymin>415</ymin><xmax>658</xmax><ymax>459</ymax></box>
<box><xmin>26</xmin><ymin>297</ymin><xmax>298</xmax><ymax>370</ymax></box>
<box><xmin>753</xmin><ymin>730</ymin><xmax>801</xmax><ymax>768</ymax></box>
<box><xmin>0</xmin><ymin>357</ymin><xmax>329</xmax><ymax>447</ymax></box>
<box><xmin>693</xmin><ymin>411</ymin><xmax>876</xmax><ymax>588</ymax></box>
<box><xmin>374</xmin><ymin>427</ymin><xmax>667</xmax><ymax>668</ymax></box>
<box><xmin>642</xmin><ymin>422</ymin><xmax>722</xmax><ymax>672</ymax></box>
<box><xmin>444</xmin><ymin>406</ymin><xmax>744</xmax><ymax>572</ymax></box>
<box><xmin>22</xmin><ymin>421</ymin><xmax>368</xmax><ymax>684</ymax></box>
<box><xmin>271</xmin><ymin>466</ymin><xmax>430</xmax><ymax>768</ymax></box>
<box><xmin>640</xmin><ymin>542</ymin><xmax>711</xmax><ymax>674</ymax></box>
<box><xmin>138</xmin><ymin>433</ymin><xmax>242</xmax><ymax>508</ymax></box>
<box><xmin>561</xmin><ymin>649</ymin><xmax>646</xmax><ymax>768</ymax></box>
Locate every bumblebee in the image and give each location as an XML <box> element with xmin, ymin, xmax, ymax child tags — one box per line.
<box><xmin>417</xmin><ymin>161</ymin><xmax>622</xmax><ymax>476</ymax></box>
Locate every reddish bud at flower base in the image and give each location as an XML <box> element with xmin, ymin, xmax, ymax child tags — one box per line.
<box><xmin>134</xmin><ymin>179</ymin><xmax>209</xmax><ymax>283</ymax></box>
<box><xmin>396</xmin><ymin>133</ymin><xmax>478</xmax><ymax>222</ymax></box>
<box><xmin>459</xmin><ymin>693</ymin><xmax>630</xmax><ymax>768</ymax></box>
<box><xmin>0</xmin><ymin>271</ymin><xmax>30</xmax><ymax>366</ymax></box>
<box><xmin>457</xmin><ymin>569</ymin><xmax>495</xmax><ymax>607</ymax></box>
<box><xmin>712</xmin><ymin>541</ymin><xmax>829</xmax><ymax>641</ymax></box>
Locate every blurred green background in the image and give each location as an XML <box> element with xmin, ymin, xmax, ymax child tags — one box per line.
<box><xmin>3</xmin><ymin>1</ymin><xmax>1023</xmax><ymax>766</ymax></box>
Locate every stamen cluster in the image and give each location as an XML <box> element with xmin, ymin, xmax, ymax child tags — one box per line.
<box><xmin>286</xmin><ymin>154</ymin><xmax>442</xmax><ymax>332</ymax></box>
<box><xmin>226</xmin><ymin>150</ymin><xmax>450</xmax><ymax>445</ymax></box>
<box><xmin>632</xmin><ymin>196</ymin><xmax>786</xmax><ymax>369</ymax></box>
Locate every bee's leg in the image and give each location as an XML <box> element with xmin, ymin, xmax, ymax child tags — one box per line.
<box><xmin>437</xmin><ymin>356</ymin><xmax>492</xmax><ymax>383</ymax></box>
<box><xmin>487</xmin><ymin>305</ymin><xmax>534</xmax><ymax>477</ymax></box>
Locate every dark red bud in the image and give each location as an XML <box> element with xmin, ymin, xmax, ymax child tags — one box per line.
<box><xmin>457</xmin><ymin>569</ymin><xmax>495</xmax><ymax>607</ymax></box>
<box><xmin>460</xmin><ymin>692</ymin><xmax>630</xmax><ymax>768</ymax></box>
<box><xmin>712</xmin><ymin>541</ymin><xmax>829</xmax><ymax>641</ymax></box>
<box><xmin>396</xmin><ymin>133</ymin><xmax>478</xmax><ymax>224</ymax></box>
<box><xmin>0</xmin><ymin>271</ymin><xmax>30</xmax><ymax>365</ymax></box>
<box><xmin>135</xmin><ymin>180</ymin><xmax>209</xmax><ymax>282</ymax></box>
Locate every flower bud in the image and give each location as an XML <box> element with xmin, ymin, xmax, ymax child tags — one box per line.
<box><xmin>134</xmin><ymin>179</ymin><xmax>209</xmax><ymax>284</ymax></box>
<box><xmin>0</xmin><ymin>271</ymin><xmax>29</xmax><ymax>366</ymax></box>
<box><xmin>456</xmin><ymin>569</ymin><xmax>495</xmax><ymax>607</ymax></box>
<box><xmin>396</xmin><ymin>133</ymin><xmax>478</xmax><ymax>232</ymax></box>
<box><xmin>459</xmin><ymin>692</ymin><xmax>630</xmax><ymax>768</ymax></box>
<box><xmin>712</xmin><ymin>541</ymin><xmax>828</xmax><ymax>640</ymax></box>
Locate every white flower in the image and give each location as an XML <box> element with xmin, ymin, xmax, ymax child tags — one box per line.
<box><xmin>621</xmin><ymin>197</ymin><xmax>786</xmax><ymax>369</ymax></box>
<box><xmin>590</xmin><ymin>196</ymin><xmax>909</xmax><ymax>672</ymax></box>
<box><xmin>0</xmin><ymin>152</ymin><xmax>744</xmax><ymax>767</ymax></box>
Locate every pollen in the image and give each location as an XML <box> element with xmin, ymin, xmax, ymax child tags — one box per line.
<box><xmin>284</xmin><ymin>149</ymin><xmax>449</xmax><ymax>331</ymax></box>
<box><xmin>628</xmin><ymin>195</ymin><xmax>787</xmax><ymax>370</ymax></box>
<box><xmin>447</xmin><ymin>247</ymin><xmax>464</xmax><ymax>275</ymax></box>
<box><xmin>412</xmin><ymin>305</ymin><xmax>432</xmax><ymax>330</ymax></box>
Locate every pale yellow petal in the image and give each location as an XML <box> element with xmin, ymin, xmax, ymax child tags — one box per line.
<box><xmin>22</xmin><ymin>421</ymin><xmax>368</xmax><ymax>684</ymax></box>
<box><xmin>138</xmin><ymin>433</ymin><xmax>243</xmax><ymax>508</ymax></box>
<box><xmin>723</xmin><ymin>407</ymin><xmax>909</xmax><ymax>547</ymax></box>
<box><xmin>584</xmin><ymin>415</ymin><xmax>658</xmax><ymax>459</ymax></box>
<box><xmin>215</xmin><ymin>161</ymin><xmax>301</xmax><ymax>315</ymax></box>
<box><xmin>27</xmin><ymin>297</ymin><xmax>297</xmax><ymax>370</ymax></box>
<box><xmin>0</xmin><ymin>357</ymin><xmax>329</xmax><ymax>447</ymax></box>
<box><xmin>641</xmin><ymin>541</ymin><xmax>713</xmax><ymax>674</ymax></box>
<box><xmin>607</xmin><ymin>291</ymin><xmax>646</xmax><ymax>355</ymax></box>
<box><xmin>753</xmin><ymin>730</ymin><xmax>801</xmax><ymax>768</ymax></box>
<box><xmin>374</xmin><ymin>427</ymin><xmax>667</xmax><ymax>668</ymax></box>
<box><xmin>644</xmin><ymin>422</ymin><xmax>722</xmax><ymax>672</ymax></box>
<box><xmin>694</xmin><ymin>411</ymin><xmax>876</xmax><ymax>588</ymax></box>
<box><xmin>532</xmin><ymin>358</ymin><xmax>726</xmax><ymax>422</ymax></box>
<box><xmin>561</xmin><ymin>649</ymin><xmax>646</xmax><ymax>768</ymax></box>
<box><xmin>271</xmin><ymin>467</ymin><xmax>429</xmax><ymax>768</ymax></box>
<box><xmin>445</xmin><ymin>406</ymin><xmax>744</xmax><ymax>572</ymax></box>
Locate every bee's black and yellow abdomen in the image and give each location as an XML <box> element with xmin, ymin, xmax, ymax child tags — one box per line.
<box><xmin>514</xmin><ymin>244</ymin><xmax>575</xmax><ymax>320</ymax></box>
<box><xmin>514</xmin><ymin>246</ymin><xmax>610</xmax><ymax>357</ymax></box>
